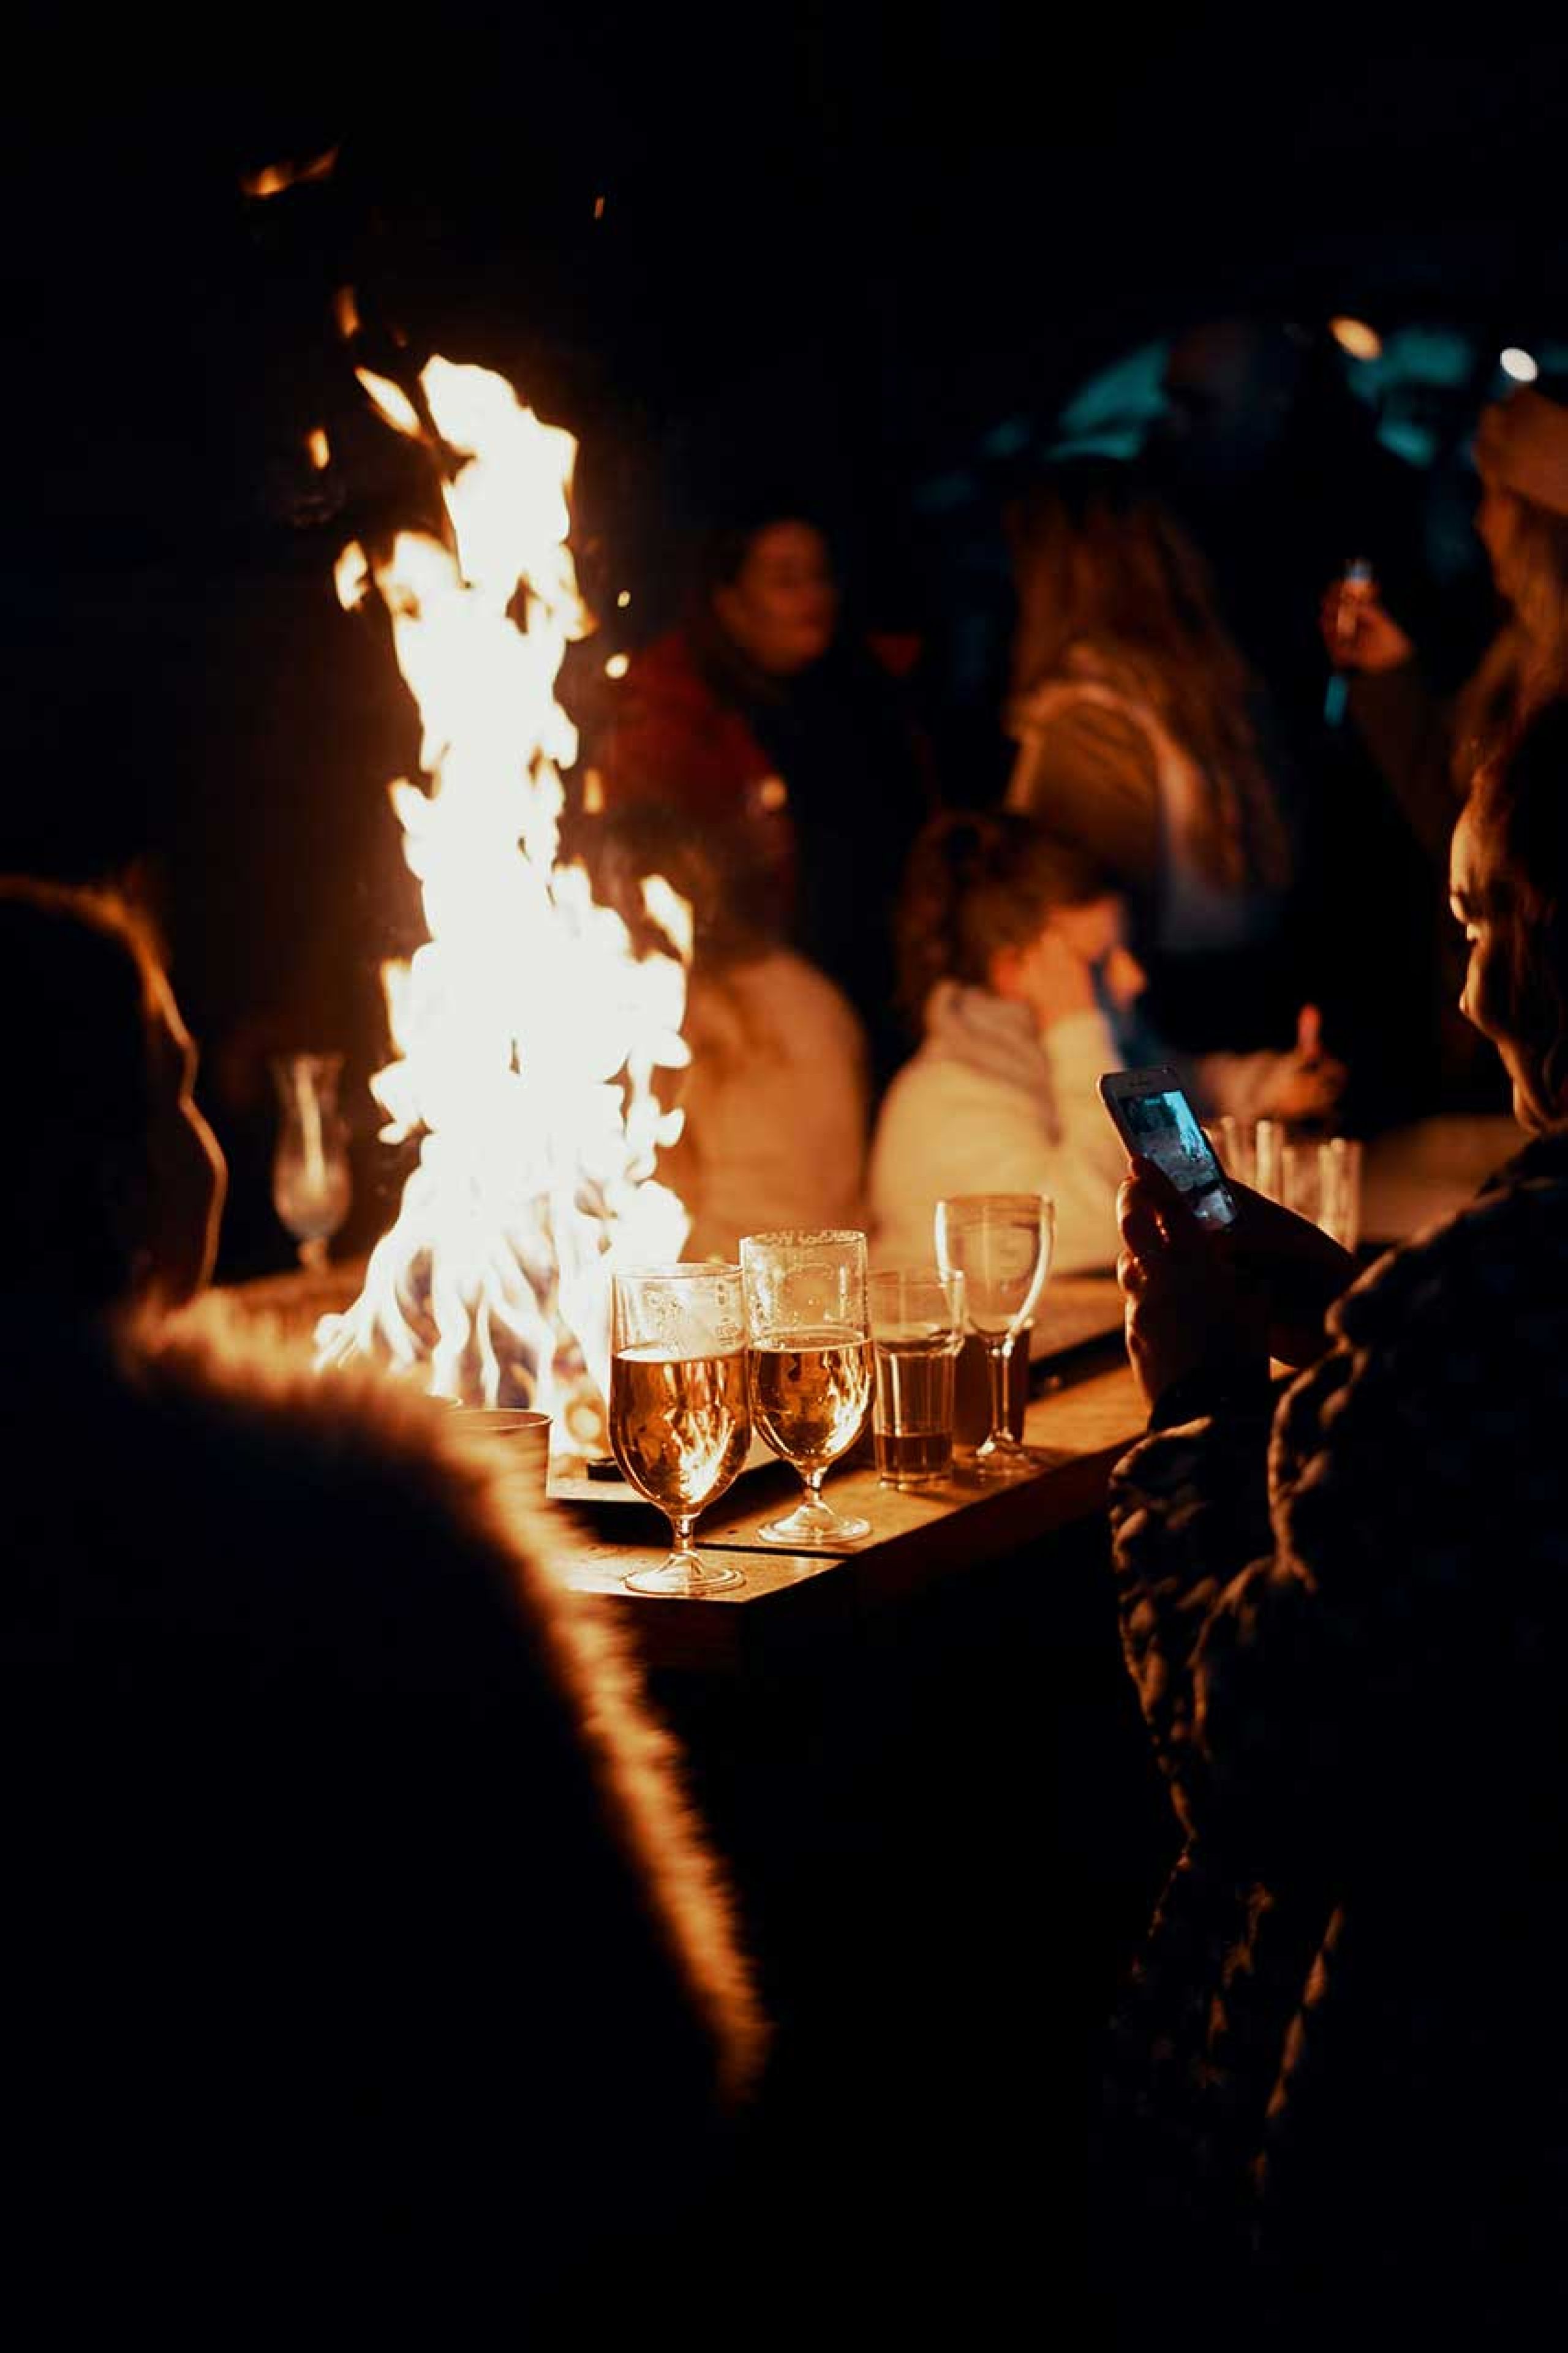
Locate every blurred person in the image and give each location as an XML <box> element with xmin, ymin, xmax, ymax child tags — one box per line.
<box><xmin>0</xmin><ymin>878</ymin><xmax>764</xmax><ymax>2341</ymax></box>
<box><xmin>1098</xmin><ymin>697</ymin><xmax>1568</xmax><ymax>2346</ymax></box>
<box><xmin>593</xmin><ymin>495</ymin><xmax>935</xmax><ymax>1089</ymax></box>
<box><xmin>1323</xmin><ymin>381</ymin><xmax>1568</xmax><ymax>1112</ymax></box>
<box><xmin>868</xmin><ymin>811</ymin><xmax>1338</xmax><ymax>1285</ymax></box>
<box><xmin>1324</xmin><ymin>380</ymin><xmax>1568</xmax><ymax>859</ymax></box>
<box><xmin>1003</xmin><ymin>458</ymin><xmax>1301</xmax><ymax>1054</ymax></box>
<box><xmin>1150</xmin><ymin>317</ymin><xmax>1438</xmax><ymax>734</ymax></box>
<box><xmin>589</xmin><ymin>807</ymin><xmax>871</xmax><ymax>1261</ymax></box>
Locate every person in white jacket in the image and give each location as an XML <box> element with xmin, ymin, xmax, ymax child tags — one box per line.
<box><xmin>869</xmin><ymin>811</ymin><xmax>1340</xmax><ymax>1289</ymax></box>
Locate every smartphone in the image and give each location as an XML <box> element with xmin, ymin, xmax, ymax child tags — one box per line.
<box><xmin>1097</xmin><ymin>1064</ymin><xmax>1238</xmax><ymax>1232</ymax></box>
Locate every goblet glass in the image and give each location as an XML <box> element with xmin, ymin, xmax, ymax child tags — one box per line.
<box><xmin>608</xmin><ymin>1263</ymin><xmax>751</xmax><ymax>1598</ymax></box>
<box><xmin>934</xmin><ymin>1192</ymin><xmax>1055</xmax><ymax>1480</ymax></box>
<box><xmin>271</xmin><ymin>1052</ymin><xmax>352</xmax><ymax>1271</ymax></box>
<box><xmin>739</xmin><ymin>1229</ymin><xmax>873</xmax><ymax>1548</ymax></box>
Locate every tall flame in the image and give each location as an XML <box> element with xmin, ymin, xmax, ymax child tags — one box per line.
<box><xmin>316</xmin><ymin>358</ymin><xmax>690</xmax><ymax>1449</ymax></box>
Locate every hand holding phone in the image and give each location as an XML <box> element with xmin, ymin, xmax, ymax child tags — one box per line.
<box><xmin>1097</xmin><ymin>1065</ymin><xmax>1238</xmax><ymax>1233</ymax></box>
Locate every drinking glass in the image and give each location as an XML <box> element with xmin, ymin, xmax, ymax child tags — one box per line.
<box><xmin>608</xmin><ymin>1264</ymin><xmax>751</xmax><ymax>1598</ymax></box>
<box><xmin>934</xmin><ymin>1193</ymin><xmax>1055</xmax><ymax>1480</ymax></box>
<box><xmin>271</xmin><ymin>1052</ymin><xmax>352</xmax><ymax>1271</ymax></box>
<box><xmin>870</xmin><ymin>1268</ymin><xmax>965</xmax><ymax>1489</ymax></box>
<box><xmin>739</xmin><ymin>1229</ymin><xmax>873</xmax><ymax>1548</ymax></box>
<box><xmin>1212</xmin><ymin>1114</ymin><xmax>1283</xmax><ymax>1202</ymax></box>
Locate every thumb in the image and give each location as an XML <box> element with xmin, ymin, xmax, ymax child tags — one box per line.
<box><xmin>1296</xmin><ymin>1002</ymin><xmax>1322</xmax><ymax>1063</ymax></box>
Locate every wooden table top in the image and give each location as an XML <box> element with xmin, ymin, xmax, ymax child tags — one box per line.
<box><xmin>557</xmin><ymin>1338</ymin><xmax>1144</xmax><ymax>1676</ymax></box>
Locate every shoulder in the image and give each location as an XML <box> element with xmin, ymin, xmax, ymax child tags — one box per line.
<box><xmin>127</xmin><ymin>1307</ymin><xmax>565</xmax><ymax>1634</ymax></box>
<box><xmin>1331</xmin><ymin>1137</ymin><xmax>1568</xmax><ymax>1360</ymax></box>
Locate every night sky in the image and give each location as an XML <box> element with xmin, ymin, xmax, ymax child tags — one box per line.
<box><xmin>5</xmin><ymin>6</ymin><xmax>1567</xmax><ymax>1268</ymax></box>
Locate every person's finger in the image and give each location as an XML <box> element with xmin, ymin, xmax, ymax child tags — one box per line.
<box><xmin>1117</xmin><ymin>1179</ymin><xmax>1171</xmax><ymax>1265</ymax></box>
<box><xmin>1128</xmin><ymin>1153</ymin><xmax>1183</xmax><ymax>1209</ymax></box>
<box><xmin>1115</xmin><ymin>1243</ymin><xmax>1155</xmax><ymax>1298</ymax></box>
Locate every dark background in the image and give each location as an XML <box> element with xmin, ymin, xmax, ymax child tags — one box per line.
<box><xmin>5</xmin><ymin>4</ymin><xmax>1568</xmax><ymax>1269</ymax></box>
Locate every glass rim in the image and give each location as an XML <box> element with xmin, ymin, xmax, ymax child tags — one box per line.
<box><xmin>738</xmin><ymin>1227</ymin><xmax>869</xmax><ymax>1249</ymax></box>
<box><xmin>611</xmin><ymin>1259</ymin><xmax>743</xmax><ymax>1289</ymax></box>
<box><xmin>934</xmin><ymin>1192</ymin><xmax>1055</xmax><ymax>1213</ymax></box>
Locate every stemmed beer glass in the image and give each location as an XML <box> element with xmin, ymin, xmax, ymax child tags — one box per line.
<box><xmin>935</xmin><ymin>1192</ymin><xmax>1055</xmax><ymax>1480</ymax></box>
<box><xmin>608</xmin><ymin>1264</ymin><xmax>752</xmax><ymax>1598</ymax></box>
<box><xmin>270</xmin><ymin>1053</ymin><xmax>352</xmax><ymax>1271</ymax></box>
<box><xmin>739</xmin><ymin>1229</ymin><xmax>873</xmax><ymax>1548</ymax></box>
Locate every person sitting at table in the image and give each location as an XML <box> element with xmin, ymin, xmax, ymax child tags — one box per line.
<box><xmin>589</xmin><ymin>806</ymin><xmax>871</xmax><ymax>1259</ymax></box>
<box><xmin>1003</xmin><ymin>456</ymin><xmax>1300</xmax><ymax>1055</ymax></box>
<box><xmin>867</xmin><ymin>808</ymin><xmax>1340</xmax><ymax>1282</ymax></box>
<box><xmin>591</xmin><ymin>492</ymin><xmax>935</xmax><ymax>1090</ymax></box>
<box><xmin>1098</xmin><ymin>696</ymin><xmax>1568</xmax><ymax>2345</ymax></box>
<box><xmin>0</xmin><ymin>876</ymin><xmax>765</xmax><ymax>2340</ymax></box>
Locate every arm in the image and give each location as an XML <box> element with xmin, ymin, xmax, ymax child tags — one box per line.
<box><xmin>1347</xmin><ymin>663</ymin><xmax>1461</xmax><ymax>864</ymax></box>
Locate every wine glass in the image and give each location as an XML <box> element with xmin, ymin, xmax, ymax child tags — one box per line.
<box><xmin>270</xmin><ymin>1053</ymin><xmax>352</xmax><ymax>1272</ymax></box>
<box><xmin>934</xmin><ymin>1193</ymin><xmax>1055</xmax><ymax>1480</ymax></box>
<box><xmin>608</xmin><ymin>1263</ymin><xmax>751</xmax><ymax>1598</ymax></box>
<box><xmin>739</xmin><ymin>1229</ymin><xmax>873</xmax><ymax>1548</ymax></box>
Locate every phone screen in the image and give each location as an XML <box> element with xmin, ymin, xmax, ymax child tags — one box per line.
<box><xmin>1115</xmin><ymin>1082</ymin><xmax>1237</xmax><ymax>1231</ymax></box>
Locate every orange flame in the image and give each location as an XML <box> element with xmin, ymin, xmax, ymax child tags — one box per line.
<box><xmin>239</xmin><ymin>147</ymin><xmax>341</xmax><ymax>199</ymax></box>
<box><xmin>316</xmin><ymin>358</ymin><xmax>690</xmax><ymax>1442</ymax></box>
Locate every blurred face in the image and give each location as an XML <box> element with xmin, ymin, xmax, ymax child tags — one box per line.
<box><xmin>712</xmin><ymin>521</ymin><xmax>838</xmax><ymax>676</ymax></box>
<box><xmin>1450</xmin><ymin>799</ymin><xmax>1551</xmax><ymax>1131</ymax></box>
<box><xmin>1000</xmin><ymin>894</ymin><xmax>1147</xmax><ymax>1030</ymax></box>
<box><xmin>140</xmin><ymin>974</ymin><xmax>226</xmax><ymax>1307</ymax></box>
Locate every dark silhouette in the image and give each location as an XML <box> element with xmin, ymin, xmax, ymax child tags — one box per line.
<box><xmin>1102</xmin><ymin>701</ymin><xmax>1568</xmax><ymax>2345</ymax></box>
<box><xmin>0</xmin><ymin>878</ymin><xmax>764</xmax><ymax>2341</ymax></box>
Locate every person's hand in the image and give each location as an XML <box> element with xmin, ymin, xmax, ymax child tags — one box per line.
<box><xmin>1116</xmin><ymin>1158</ymin><xmax>1268</xmax><ymax>1412</ymax></box>
<box><xmin>1318</xmin><ymin>578</ymin><xmax>1412</xmax><ymax>675</ymax></box>
<box><xmin>1224</xmin><ymin>1176</ymin><xmax>1357</xmax><ymax>1368</ymax></box>
<box><xmin>1254</xmin><ymin>1005</ymin><xmax>1348</xmax><ymax>1124</ymax></box>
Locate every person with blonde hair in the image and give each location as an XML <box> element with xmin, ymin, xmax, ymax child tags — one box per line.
<box><xmin>1005</xmin><ymin>457</ymin><xmax>1298</xmax><ymax>1051</ymax></box>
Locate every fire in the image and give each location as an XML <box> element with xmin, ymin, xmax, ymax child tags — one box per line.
<box><xmin>239</xmin><ymin>148</ymin><xmax>341</xmax><ymax>199</ymax></box>
<box><xmin>315</xmin><ymin>357</ymin><xmax>691</xmax><ymax>1449</ymax></box>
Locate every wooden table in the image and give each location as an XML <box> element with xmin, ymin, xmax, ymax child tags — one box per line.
<box><xmin>559</xmin><ymin>1349</ymin><xmax>1142</xmax><ymax>1674</ymax></box>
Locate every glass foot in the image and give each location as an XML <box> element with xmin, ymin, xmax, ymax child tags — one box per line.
<box><xmin>963</xmin><ymin>1436</ymin><xmax>1052</xmax><ymax>1483</ymax></box>
<box><xmin>624</xmin><ymin>1551</ymin><xmax>745</xmax><ymax>1598</ymax></box>
<box><xmin>758</xmin><ymin>1500</ymin><xmax>871</xmax><ymax>1548</ymax></box>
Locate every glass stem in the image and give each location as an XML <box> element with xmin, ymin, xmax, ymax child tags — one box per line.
<box><xmin>987</xmin><ymin>1336</ymin><xmax>1015</xmax><ymax>1446</ymax></box>
<box><xmin>801</xmin><ymin>1466</ymin><xmax>826</xmax><ymax>1512</ymax></box>
<box><xmin>668</xmin><ymin>1512</ymin><xmax>698</xmax><ymax>1560</ymax></box>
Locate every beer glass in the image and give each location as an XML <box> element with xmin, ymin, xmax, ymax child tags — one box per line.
<box><xmin>740</xmin><ymin>1229</ymin><xmax>873</xmax><ymax>1547</ymax></box>
<box><xmin>608</xmin><ymin>1264</ymin><xmax>751</xmax><ymax>1597</ymax></box>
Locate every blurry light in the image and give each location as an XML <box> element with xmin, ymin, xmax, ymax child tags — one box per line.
<box><xmin>1501</xmin><ymin>347</ymin><xmax>1540</xmax><ymax>384</ymax></box>
<box><xmin>604</xmin><ymin>652</ymin><xmax>630</xmax><ymax>679</ymax></box>
<box><xmin>594</xmin><ymin>194</ymin><xmax>606</xmax><ymax>219</ymax></box>
<box><xmin>616</xmin><ymin>589</ymin><xmax>631</xmax><ymax>608</ymax></box>
<box><xmin>306</xmin><ymin>427</ymin><xmax>331</xmax><ymax>471</ymax></box>
<box><xmin>582</xmin><ymin>768</ymin><xmax>605</xmax><ymax>815</ymax></box>
<box><xmin>334</xmin><ymin>285</ymin><xmax>360</xmax><ymax>340</ymax></box>
<box><xmin>238</xmin><ymin>147</ymin><xmax>339</xmax><ymax>198</ymax></box>
<box><xmin>1330</xmin><ymin>316</ymin><xmax>1383</xmax><ymax>363</ymax></box>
